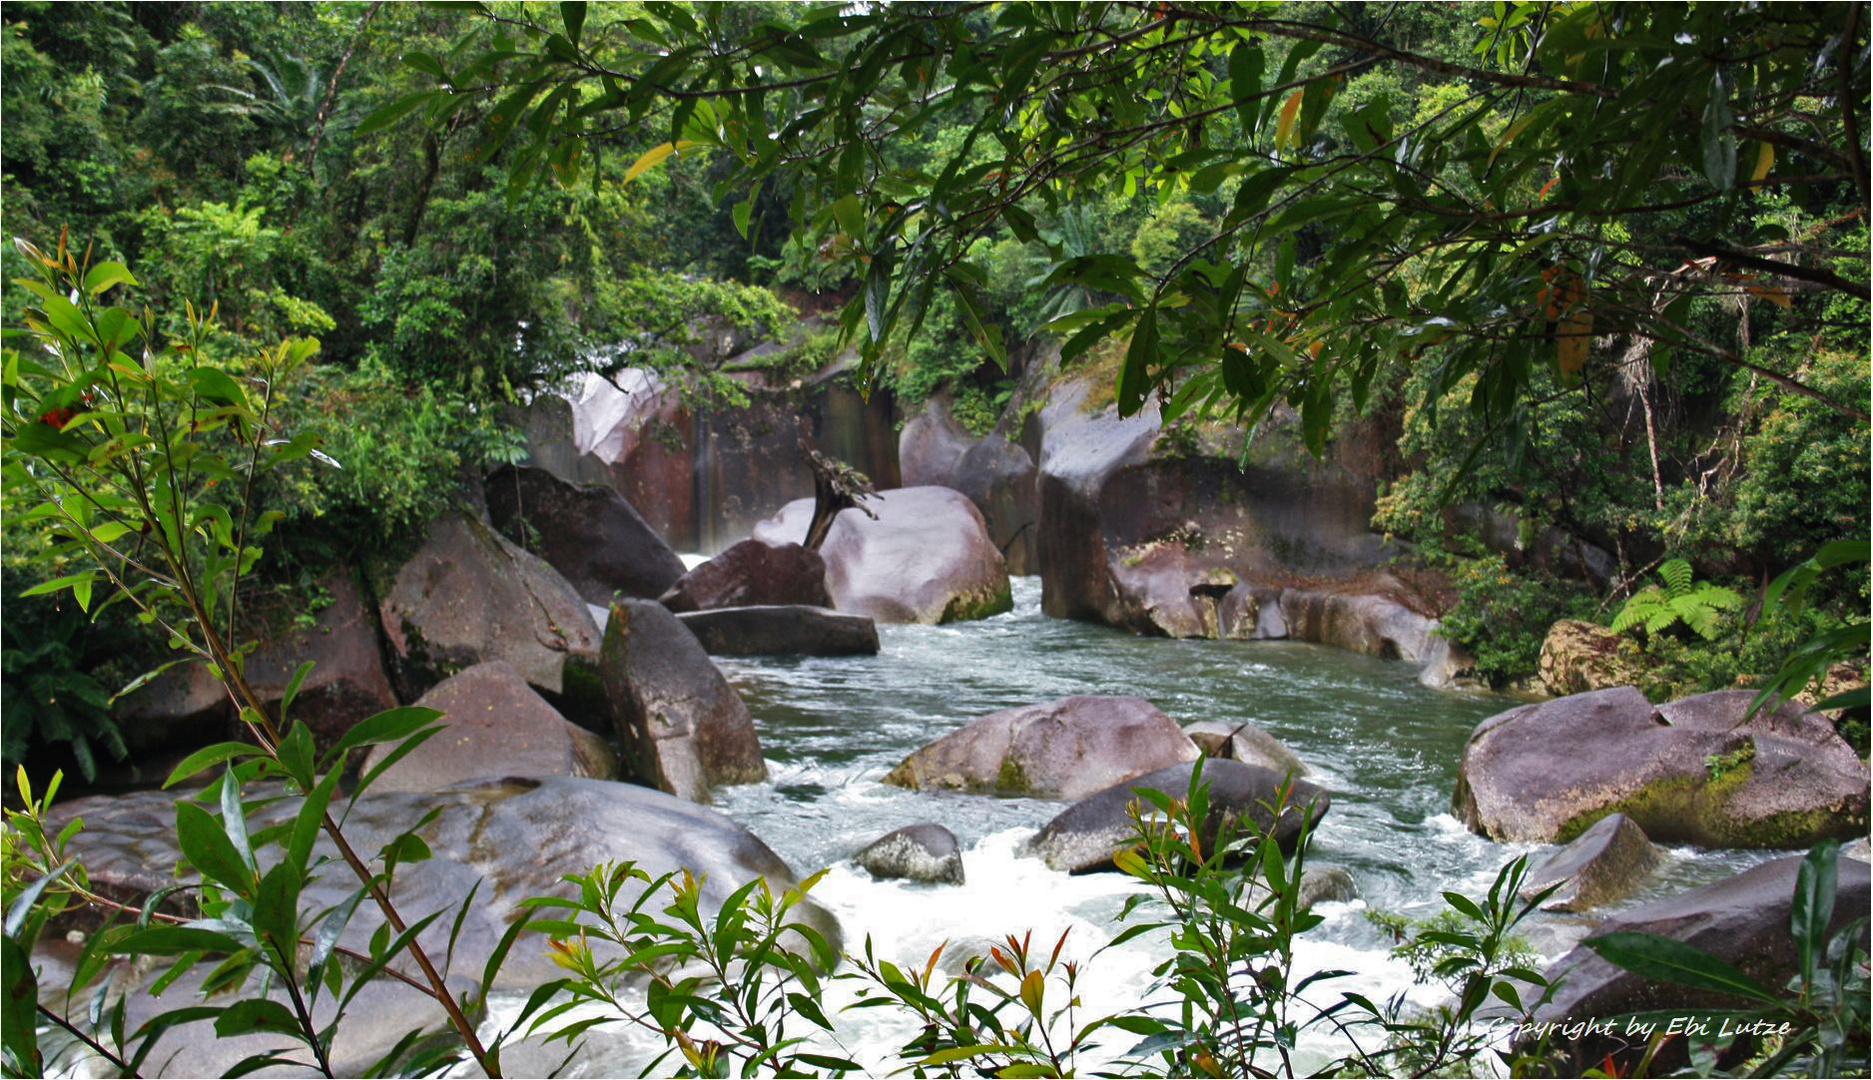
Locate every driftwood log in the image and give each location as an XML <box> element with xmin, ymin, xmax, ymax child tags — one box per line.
<box><xmin>801</xmin><ymin>439</ymin><xmax>877</xmax><ymax>551</ymax></box>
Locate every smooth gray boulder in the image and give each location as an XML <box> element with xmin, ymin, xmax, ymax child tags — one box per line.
<box><xmin>1533</xmin><ymin>853</ymin><xmax>1870</xmax><ymax>1074</ymax></box>
<box><xmin>660</xmin><ymin>540</ymin><xmax>833</xmax><ymax>613</ymax></box>
<box><xmin>1454</xmin><ymin>687</ymin><xmax>1869</xmax><ymax>847</ymax></box>
<box><xmin>46</xmin><ymin>776</ymin><xmax>841</xmax><ymax>994</ymax></box>
<box><xmin>883</xmin><ymin>695</ymin><xmax>1199</xmax><ymax>800</ymax></box>
<box><xmin>359</xmin><ymin>661</ymin><xmax>617</xmax><ymax>792</ymax></box>
<box><xmin>601</xmin><ymin>599</ymin><xmax>766</xmax><ymax>802</ymax></box>
<box><xmin>485</xmin><ymin>464</ymin><xmax>686</xmax><ymax>605</ymax></box>
<box><xmin>1520</xmin><ymin>812</ymin><xmax>1661</xmax><ymax>913</ymax></box>
<box><xmin>1183</xmin><ymin>719</ymin><xmax>1309</xmax><ymax>777</ymax></box>
<box><xmin>375</xmin><ymin>513</ymin><xmax>601</xmax><ymax>703</ymax></box>
<box><xmin>855</xmin><ymin>824</ymin><xmax>965</xmax><ymax>885</ymax></box>
<box><xmin>1026</xmin><ymin>760</ymin><xmax>1331</xmax><ymax>873</ymax></box>
<box><xmin>753</xmin><ymin>486</ymin><xmax>1012</xmax><ymax>623</ymax></box>
<box><xmin>677</xmin><ymin>605</ymin><xmax>879</xmax><ymax>657</ymax></box>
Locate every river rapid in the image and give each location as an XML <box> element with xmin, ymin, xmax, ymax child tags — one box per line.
<box><xmin>517</xmin><ymin>576</ymin><xmax>1772</xmax><ymax>1076</ymax></box>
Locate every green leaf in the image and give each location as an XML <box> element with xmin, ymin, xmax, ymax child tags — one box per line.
<box><xmin>322</xmin><ymin>706</ymin><xmax>443</xmax><ymax>766</ymax></box>
<box><xmin>215</xmin><ymin>998</ymin><xmax>301</xmax><ymax>1039</ymax></box>
<box><xmin>623</xmin><ymin>142</ymin><xmax>677</xmax><ymax>184</ymax></box>
<box><xmin>109</xmin><ymin>926</ymin><xmax>246</xmax><ymax>956</ymax></box>
<box><xmin>287</xmin><ymin>769</ymin><xmax>340</xmax><ymax>876</ymax></box>
<box><xmin>1792</xmin><ymin>839</ymin><xmax>1840</xmax><ymax>985</ymax></box>
<box><xmin>166</xmin><ymin>742</ymin><xmax>263</xmax><ymax>788</ymax></box>
<box><xmin>1117</xmin><ymin>306</ymin><xmax>1157</xmax><ymax>415</ymax></box>
<box><xmin>1584</xmin><ymin>932</ymin><xmax>1779</xmax><ymax>1003</ymax></box>
<box><xmin>175</xmin><ymin>800</ymin><xmax>255</xmax><ymax>896</ymax></box>
<box><xmin>2</xmin><ymin>938</ymin><xmax>41</xmax><ymax>1074</ymax></box>
<box><xmin>355</xmin><ymin>92</ymin><xmax>436</xmax><ymax>137</ymax></box>
<box><xmin>732</xmin><ymin>198</ymin><xmax>753</xmax><ymax>240</ymax></box>
<box><xmin>82</xmin><ymin>261</ymin><xmax>138</xmax><ymax>297</ymax></box>
<box><xmin>560</xmin><ymin>1</ymin><xmax>587</xmax><ymax>44</ymax></box>
<box><xmin>5</xmin><ymin>858</ymin><xmax>75</xmax><ymax>938</ymax></box>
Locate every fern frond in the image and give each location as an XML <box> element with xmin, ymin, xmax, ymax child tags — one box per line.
<box><xmin>1645</xmin><ymin>608</ymin><xmax>1680</xmax><ymax>635</ymax></box>
<box><xmin>1659</xmin><ymin>558</ymin><xmax>1694</xmax><ymax>597</ymax></box>
<box><xmin>1693</xmin><ymin>584</ymin><xmax>1744</xmax><ymax>610</ymax></box>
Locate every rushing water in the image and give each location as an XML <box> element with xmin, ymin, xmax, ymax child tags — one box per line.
<box><xmin>521</xmin><ymin>576</ymin><xmax>1773</xmax><ymax>1076</ymax></box>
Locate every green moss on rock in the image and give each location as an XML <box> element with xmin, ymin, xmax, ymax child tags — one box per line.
<box><xmin>940</xmin><ymin>578</ymin><xmax>1014</xmax><ymax>623</ymax></box>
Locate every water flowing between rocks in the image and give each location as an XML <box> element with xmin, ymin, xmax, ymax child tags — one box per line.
<box><xmin>494</xmin><ymin>577</ymin><xmax>1774</xmax><ymax>1075</ymax></box>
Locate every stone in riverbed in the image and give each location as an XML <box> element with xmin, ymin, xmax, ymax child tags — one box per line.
<box><xmin>1519</xmin><ymin>812</ymin><xmax>1661</xmax><ymax>913</ymax></box>
<box><xmin>47</xmin><ymin>776</ymin><xmax>840</xmax><ymax>994</ymax></box>
<box><xmin>359</xmin><ymin>661</ymin><xmax>617</xmax><ymax>792</ymax></box>
<box><xmin>1026</xmin><ymin>759</ymin><xmax>1331</xmax><ymax>873</ymax></box>
<box><xmin>854</xmin><ymin>824</ymin><xmax>965</xmax><ymax>885</ymax></box>
<box><xmin>1454</xmin><ymin>687</ymin><xmax>1868</xmax><ymax>847</ymax></box>
<box><xmin>659</xmin><ymin>539</ymin><xmax>833</xmax><ymax>613</ymax></box>
<box><xmin>1183</xmin><ymin>719</ymin><xmax>1309</xmax><ymax>777</ymax></box>
<box><xmin>601</xmin><ymin>599</ymin><xmax>766</xmax><ymax>802</ymax></box>
<box><xmin>676</xmin><ymin>605</ymin><xmax>878</xmax><ymax>657</ymax></box>
<box><xmin>883</xmin><ymin>695</ymin><xmax>1199</xmax><ymax>800</ymax></box>
<box><xmin>485</xmin><ymin>463</ymin><xmax>687</xmax><ymax>605</ymax></box>
<box><xmin>1530</xmin><ymin>854</ymin><xmax>1870</xmax><ymax>1075</ymax></box>
<box><xmin>752</xmin><ymin>486</ymin><xmax>1012</xmax><ymax>624</ymax></box>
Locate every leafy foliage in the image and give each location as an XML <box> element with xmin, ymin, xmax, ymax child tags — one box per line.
<box><xmin>1614</xmin><ymin>559</ymin><xmax>1746</xmax><ymax>641</ymax></box>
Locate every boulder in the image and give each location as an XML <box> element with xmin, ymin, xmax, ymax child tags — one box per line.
<box><xmin>676</xmin><ymin>606</ymin><xmax>879</xmax><ymax>657</ymax></box>
<box><xmin>375</xmin><ymin>513</ymin><xmax>602</xmax><ymax>705</ymax></box>
<box><xmin>1454</xmin><ymin>687</ymin><xmax>1869</xmax><ymax>847</ymax></box>
<box><xmin>899</xmin><ymin>398</ymin><xmax>1040</xmax><ymax>575</ymax></box>
<box><xmin>753</xmin><ymin>486</ymin><xmax>1012</xmax><ymax>624</ymax></box>
<box><xmin>112</xmin><ymin>659</ymin><xmax>230</xmax><ymax>754</ymax></box>
<box><xmin>1520</xmin><ymin>813</ymin><xmax>1662</xmax><ymax>913</ymax></box>
<box><xmin>1036</xmin><ymin>381</ymin><xmax>1396</xmax><ymax>639</ymax></box>
<box><xmin>243</xmin><ymin>566</ymin><xmax>399</xmax><ymax>750</ymax></box>
<box><xmin>1246</xmin><ymin>866</ymin><xmax>1359</xmax><ymax>910</ymax></box>
<box><xmin>47</xmin><ymin>776</ymin><xmax>839</xmax><ymax>993</ymax></box>
<box><xmin>1277</xmin><ymin>589</ymin><xmax>1439</xmax><ymax>664</ymax></box>
<box><xmin>1538</xmin><ymin>619</ymin><xmax>1654</xmax><ymax>697</ymax></box>
<box><xmin>660</xmin><ymin>540</ymin><xmax>832</xmax><ymax>612</ymax></box>
<box><xmin>485</xmin><ymin>464</ymin><xmax>686</xmax><ymax>605</ymax></box>
<box><xmin>854</xmin><ymin>824</ymin><xmax>965</xmax><ymax>885</ymax></box>
<box><xmin>1026</xmin><ymin>760</ymin><xmax>1331</xmax><ymax>873</ymax></box>
<box><xmin>1532</xmin><ymin>853</ymin><xmax>1870</xmax><ymax>1075</ymax></box>
<box><xmin>1183</xmin><ymin>720</ymin><xmax>1309</xmax><ymax>777</ymax></box>
<box><xmin>601</xmin><ymin>599</ymin><xmax>766</xmax><ymax>802</ymax></box>
<box><xmin>359</xmin><ymin>661</ymin><xmax>617</xmax><ymax>792</ymax></box>
<box><xmin>898</xmin><ymin>396</ymin><xmax>976</xmax><ymax>488</ymax></box>
<box><xmin>883</xmin><ymin>695</ymin><xmax>1199</xmax><ymax>799</ymax></box>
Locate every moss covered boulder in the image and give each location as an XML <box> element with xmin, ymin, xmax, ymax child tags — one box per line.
<box><xmin>1538</xmin><ymin>618</ymin><xmax>1655</xmax><ymax>696</ymax></box>
<box><xmin>883</xmin><ymin>695</ymin><xmax>1199</xmax><ymax>799</ymax></box>
<box><xmin>1454</xmin><ymin>687</ymin><xmax>1868</xmax><ymax>847</ymax></box>
<box><xmin>753</xmin><ymin>486</ymin><xmax>1012</xmax><ymax>624</ymax></box>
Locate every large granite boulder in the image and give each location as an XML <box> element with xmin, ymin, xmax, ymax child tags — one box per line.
<box><xmin>1539</xmin><ymin>618</ymin><xmax>1655</xmax><ymax>696</ymax></box>
<box><xmin>1026</xmin><ymin>760</ymin><xmax>1332</xmax><ymax>873</ymax></box>
<box><xmin>854</xmin><ymin>824</ymin><xmax>965</xmax><ymax>885</ymax></box>
<box><xmin>883</xmin><ymin>695</ymin><xmax>1200</xmax><ymax>799</ymax></box>
<box><xmin>660</xmin><ymin>539</ymin><xmax>832</xmax><ymax>612</ymax></box>
<box><xmin>1454</xmin><ymin>687</ymin><xmax>1868</xmax><ymax>847</ymax></box>
<box><xmin>1036</xmin><ymin>380</ymin><xmax>1396</xmax><ymax>639</ymax></box>
<box><xmin>243</xmin><ymin>566</ymin><xmax>399</xmax><ymax>750</ymax></box>
<box><xmin>676</xmin><ymin>606</ymin><xmax>879</xmax><ymax>657</ymax></box>
<box><xmin>374</xmin><ymin>513</ymin><xmax>602</xmax><ymax>705</ymax></box>
<box><xmin>112</xmin><ymin>659</ymin><xmax>230</xmax><ymax>755</ymax></box>
<box><xmin>360</xmin><ymin>661</ymin><xmax>617</xmax><ymax>792</ymax></box>
<box><xmin>485</xmin><ymin>464</ymin><xmax>686</xmax><ymax>605</ymax></box>
<box><xmin>753</xmin><ymin>486</ymin><xmax>1012</xmax><ymax>624</ymax></box>
<box><xmin>46</xmin><ymin>776</ymin><xmax>840</xmax><ymax>993</ymax></box>
<box><xmin>1532</xmin><ymin>852</ymin><xmax>1871</xmax><ymax>1074</ymax></box>
<box><xmin>601</xmin><ymin>599</ymin><xmax>766</xmax><ymax>802</ymax></box>
<box><xmin>1520</xmin><ymin>812</ymin><xmax>1662</xmax><ymax>913</ymax></box>
<box><xmin>1183</xmin><ymin>720</ymin><xmax>1309</xmax><ymax>776</ymax></box>
<box><xmin>899</xmin><ymin>397</ymin><xmax>1040</xmax><ymax>575</ymax></box>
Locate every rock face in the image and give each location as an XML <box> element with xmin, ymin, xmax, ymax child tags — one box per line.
<box><xmin>660</xmin><ymin>540</ymin><xmax>832</xmax><ymax>612</ymax></box>
<box><xmin>359</xmin><ymin>661</ymin><xmax>617</xmax><ymax>792</ymax></box>
<box><xmin>48</xmin><ymin>776</ymin><xmax>840</xmax><ymax>993</ymax></box>
<box><xmin>375</xmin><ymin>513</ymin><xmax>602</xmax><ymax>704</ymax></box>
<box><xmin>854</xmin><ymin>824</ymin><xmax>965</xmax><ymax>885</ymax></box>
<box><xmin>484</xmin><ymin>464</ymin><xmax>686</xmax><ymax>605</ymax></box>
<box><xmin>243</xmin><ymin>567</ymin><xmax>399</xmax><ymax>750</ymax></box>
<box><xmin>1026</xmin><ymin>760</ymin><xmax>1332</xmax><ymax>873</ymax></box>
<box><xmin>898</xmin><ymin>397</ymin><xmax>1039</xmax><ymax>575</ymax></box>
<box><xmin>1454</xmin><ymin>687</ymin><xmax>1869</xmax><ymax>847</ymax></box>
<box><xmin>1533</xmin><ymin>854</ymin><xmax>1871</xmax><ymax>1074</ymax></box>
<box><xmin>1183</xmin><ymin>720</ymin><xmax>1309</xmax><ymax>776</ymax></box>
<box><xmin>1538</xmin><ymin>619</ymin><xmax>1655</xmax><ymax>696</ymax></box>
<box><xmin>883</xmin><ymin>695</ymin><xmax>1200</xmax><ymax>799</ymax></box>
<box><xmin>1520</xmin><ymin>813</ymin><xmax>1662</xmax><ymax>913</ymax></box>
<box><xmin>112</xmin><ymin>659</ymin><xmax>230</xmax><ymax>754</ymax></box>
<box><xmin>601</xmin><ymin>599</ymin><xmax>766</xmax><ymax>802</ymax></box>
<box><xmin>753</xmin><ymin>486</ymin><xmax>1012</xmax><ymax>623</ymax></box>
<box><xmin>676</xmin><ymin>606</ymin><xmax>879</xmax><ymax>657</ymax></box>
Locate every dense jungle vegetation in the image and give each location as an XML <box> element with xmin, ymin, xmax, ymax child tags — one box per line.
<box><xmin>0</xmin><ymin>3</ymin><xmax>1867</xmax><ymax>1077</ymax></box>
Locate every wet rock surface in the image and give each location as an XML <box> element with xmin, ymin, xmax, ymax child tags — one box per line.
<box><xmin>485</xmin><ymin>464</ymin><xmax>686</xmax><ymax>605</ymax></box>
<box><xmin>1519</xmin><ymin>812</ymin><xmax>1662</xmax><ymax>913</ymax></box>
<box><xmin>854</xmin><ymin>823</ymin><xmax>965</xmax><ymax>885</ymax></box>
<box><xmin>883</xmin><ymin>695</ymin><xmax>1199</xmax><ymax>800</ymax></box>
<box><xmin>1455</xmin><ymin>687</ymin><xmax>1869</xmax><ymax>847</ymax></box>
<box><xmin>676</xmin><ymin>605</ymin><xmax>878</xmax><ymax>657</ymax></box>
<box><xmin>660</xmin><ymin>540</ymin><xmax>832</xmax><ymax>613</ymax></box>
<box><xmin>1183</xmin><ymin>719</ymin><xmax>1309</xmax><ymax>776</ymax></box>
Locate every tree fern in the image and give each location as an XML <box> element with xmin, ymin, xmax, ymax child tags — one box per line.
<box><xmin>1613</xmin><ymin>559</ymin><xmax>1745</xmax><ymax>640</ymax></box>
